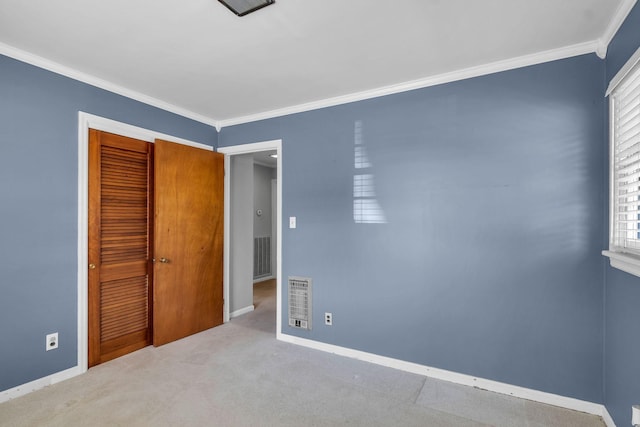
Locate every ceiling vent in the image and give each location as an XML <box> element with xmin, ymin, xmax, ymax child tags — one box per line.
<box><xmin>218</xmin><ymin>0</ymin><xmax>275</xmax><ymax>16</ymax></box>
<box><xmin>288</xmin><ymin>276</ymin><xmax>312</xmax><ymax>330</ymax></box>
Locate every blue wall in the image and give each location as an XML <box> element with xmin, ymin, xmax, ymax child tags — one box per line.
<box><xmin>603</xmin><ymin>3</ymin><xmax>640</xmax><ymax>426</ymax></box>
<box><xmin>220</xmin><ymin>54</ymin><xmax>606</xmax><ymax>402</ymax></box>
<box><xmin>0</xmin><ymin>54</ymin><xmax>216</xmax><ymax>391</ymax></box>
<box><xmin>7</xmin><ymin>6</ymin><xmax>639</xmax><ymax>412</ymax></box>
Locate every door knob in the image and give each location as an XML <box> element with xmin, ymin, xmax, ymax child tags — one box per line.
<box><xmin>89</xmin><ymin>263</ymin><xmax>96</xmax><ymax>270</ymax></box>
<box><xmin>159</xmin><ymin>257</ymin><xmax>170</xmax><ymax>263</ymax></box>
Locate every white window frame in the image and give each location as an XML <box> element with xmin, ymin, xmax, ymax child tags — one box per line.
<box><xmin>603</xmin><ymin>46</ymin><xmax>640</xmax><ymax>277</ymax></box>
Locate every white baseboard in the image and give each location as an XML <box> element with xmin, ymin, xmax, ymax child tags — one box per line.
<box><xmin>230</xmin><ymin>305</ymin><xmax>255</xmax><ymax>318</ymax></box>
<box><xmin>278</xmin><ymin>334</ymin><xmax>608</xmax><ymax>419</ymax></box>
<box><xmin>0</xmin><ymin>365</ymin><xmax>82</xmax><ymax>404</ymax></box>
<box><xmin>1</xmin><ymin>335</ymin><xmax>614</xmax><ymax>427</ymax></box>
<box><xmin>602</xmin><ymin>406</ymin><xmax>617</xmax><ymax>427</ymax></box>
<box><xmin>253</xmin><ymin>275</ymin><xmax>275</xmax><ymax>284</ymax></box>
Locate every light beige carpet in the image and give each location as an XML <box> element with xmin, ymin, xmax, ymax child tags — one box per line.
<box><xmin>0</xmin><ymin>280</ymin><xmax>604</xmax><ymax>426</ymax></box>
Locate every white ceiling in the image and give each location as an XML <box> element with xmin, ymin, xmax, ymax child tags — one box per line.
<box><xmin>0</xmin><ymin>0</ymin><xmax>635</xmax><ymax>127</ymax></box>
<box><xmin>253</xmin><ymin>150</ymin><xmax>277</xmax><ymax>168</ymax></box>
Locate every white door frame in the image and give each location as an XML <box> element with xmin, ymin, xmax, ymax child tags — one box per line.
<box><xmin>76</xmin><ymin>111</ymin><xmax>213</xmax><ymax>373</ymax></box>
<box><xmin>218</xmin><ymin>140</ymin><xmax>282</xmax><ymax>338</ymax></box>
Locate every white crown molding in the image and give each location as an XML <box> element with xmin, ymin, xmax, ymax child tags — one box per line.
<box><xmin>0</xmin><ymin>38</ymin><xmax>603</xmax><ymax>133</ymax></box>
<box><xmin>279</xmin><ymin>333</ymin><xmax>608</xmax><ymax>420</ymax></box>
<box><xmin>218</xmin><ymin>40</ymin><xmax>599</xmax><ymax>129</ymax></box>
<box><xmin>597</xmin><ymin>0</ymin><xmax>638</xmax><ymax>59</ymax></box>
<box><xmin>0</xmin><ymin>41</ymin><xmax>219</xmax><ymax>129</ymax></box>
<box><xmin>3</xmin><ymin>0</ymin><xmax>634</xmax><ymax>133</ymax></box>
<box><xmin>606</xmin><ymin>45</ymin><xmax>640</xmax><ymax>95</ymax></box>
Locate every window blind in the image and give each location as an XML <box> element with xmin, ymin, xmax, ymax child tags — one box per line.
<box><xmin>612</xmin><ymin>59</ymin><xmax>640</xmax><ymax>253</ymax></box>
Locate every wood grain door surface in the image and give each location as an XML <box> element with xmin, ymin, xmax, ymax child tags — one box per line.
<box><xmin>88</xmin><ymin>130</ymin><xmax>153</xmax><ymax>367</ymax></box>
<box><xmin>153</xmin><ymin>139</ymin><xmax>224</xmax><ymax>346</ymax></box>
<box><xmin>89</xmin><ymin>132</ymin><xmax>224</xmax><ymax>366</ymax></box>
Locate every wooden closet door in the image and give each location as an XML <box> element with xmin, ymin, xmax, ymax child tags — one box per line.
<box><xmin>88</xmin><ymin>129</ymin><xmax>153</xmax><ymax>367</ymax></box>
<box><xmin>153</xmin><ymin>139</ymin><xmax>224</xmax><ymax>346</ymax></box>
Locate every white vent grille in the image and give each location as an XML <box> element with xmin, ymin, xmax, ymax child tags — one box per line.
<box><xmin>254</xmin><ymin>236</ymin><xmax>271</xmax><ymax>279</ymax></box>
<box><xmin>288</xmin><ymin>276</ymin><xmax>312</xmax><ymax>330</ymax></box>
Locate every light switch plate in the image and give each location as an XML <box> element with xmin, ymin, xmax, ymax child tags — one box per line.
<box><xmin>289</xmin><ymin>216</ymin><xmax>296</xmax><ymax>228</ymax></box>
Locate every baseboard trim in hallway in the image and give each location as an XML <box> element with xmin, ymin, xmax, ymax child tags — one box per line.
<box><xmin>279</xmin><ymin>333</ymin><xmax>613</xmax><ymax>425</ymax></box>
<box><xmin>230</xmin><ymin>304</ymin><xmax>255</xmax><ymax>318</ymax></box>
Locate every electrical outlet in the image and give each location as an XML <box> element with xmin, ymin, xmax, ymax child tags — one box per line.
<box><xmin>325</xmin><ymin>312</ymin><xmax>333</xmax><ymax>326</ymax></box>
<box><xmin>46</xmin><ymin>332</ymin><xmax>58</xmax><ymax>351</ymax></box>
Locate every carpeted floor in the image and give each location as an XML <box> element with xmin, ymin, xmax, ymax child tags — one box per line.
<box><xmin>0</xmin><ymin>279</ymin><xmax>605</xmax><ymax>426</ymax></box>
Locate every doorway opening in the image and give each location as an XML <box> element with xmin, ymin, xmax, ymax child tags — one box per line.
<box><xmin>218</xmin><ymin>140</ymin><xmax>282</xmax><ymax>338</ymax></box>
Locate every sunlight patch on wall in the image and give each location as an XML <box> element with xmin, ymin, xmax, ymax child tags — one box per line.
<box><xmin>353</xmin><ymin>121</ymin><xmax>387</xmax><ymax>224</ymax></box>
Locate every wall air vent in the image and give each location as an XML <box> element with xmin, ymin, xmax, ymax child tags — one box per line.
<box><xmin>288</xmin><ymin>276</ymin><xmax>312</xmax><ymax>330</ymax></box>
<box><xmin>254</xmin><ymin>236</ymin><xmax>271</xmax><ymax>279</ymax></box>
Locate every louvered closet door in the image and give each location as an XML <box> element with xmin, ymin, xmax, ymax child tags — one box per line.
<box><xmin>88</xmin><ymin>129</ymin><xmax>153</xmax><ymax>367</ymax></box>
